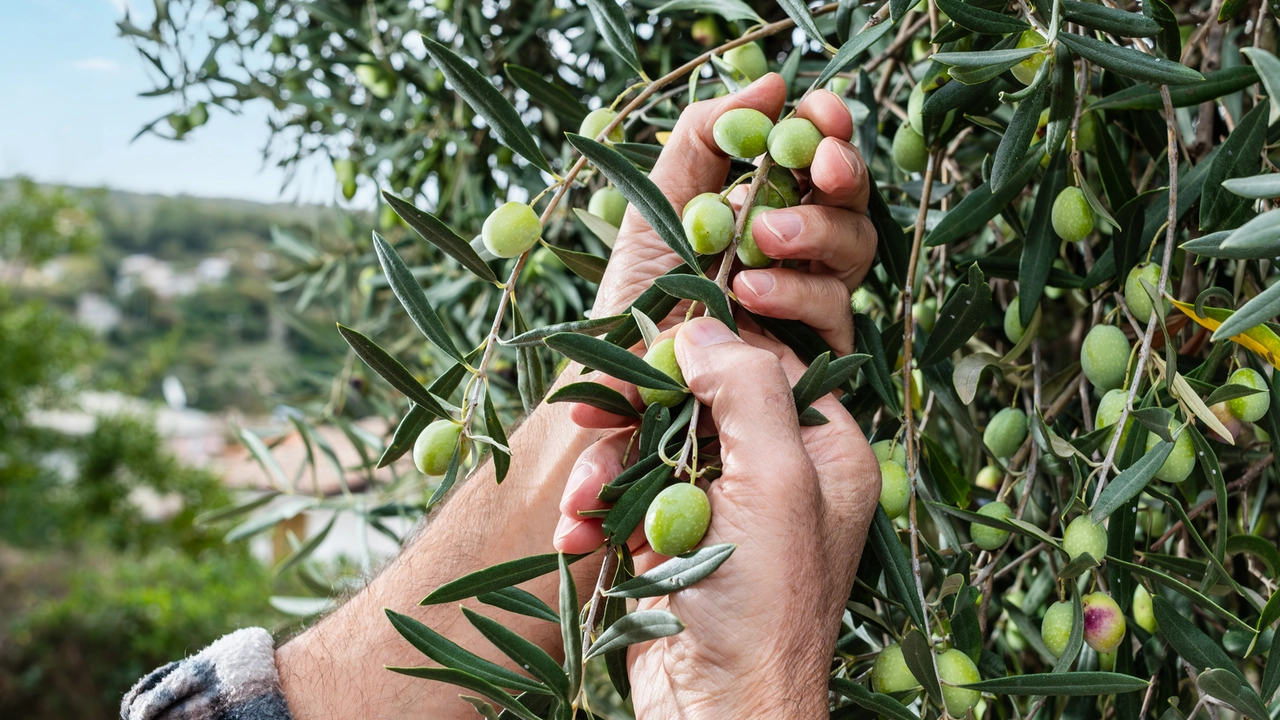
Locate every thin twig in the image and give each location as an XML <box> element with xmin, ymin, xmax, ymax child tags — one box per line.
<box><xmin>1149</xmin><ymin>454</ymin><xmax>1274</xmax><ymax>549</ymax></box>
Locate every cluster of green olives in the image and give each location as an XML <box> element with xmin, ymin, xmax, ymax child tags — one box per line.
<box><xmin>870</xmin><ymin>642</ymin><xmax>983</xmax><ymax>717</ymax></box>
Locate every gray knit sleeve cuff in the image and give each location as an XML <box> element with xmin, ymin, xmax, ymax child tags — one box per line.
<box><xmin>121</xmin><ymin>627</ymin><xmax>293</xmax><ymax>720</ymax></box>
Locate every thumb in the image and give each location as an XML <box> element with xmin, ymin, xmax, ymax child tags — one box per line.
<box><xmin>674</xmin><ymin>318</ymin><xmax>808</xmax><ymax>483</ymax></box>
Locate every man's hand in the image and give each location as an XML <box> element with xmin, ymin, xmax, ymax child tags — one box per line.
<box><xmin>557</xmin><ymin>318</ymin><xmax>880</xmax><ymax>719</ymax></box>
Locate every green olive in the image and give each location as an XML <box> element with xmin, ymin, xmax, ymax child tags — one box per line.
<box><xmin>757</xmin><ymin>166</ymin><xmax>801</xmax><ymax>208</ymax></box>
<box><xmin>907</xmin><ymin>83</ymin><xmax>925</xmax><ymax>135</ymax></box>
<box><xmin>1041</xmin><ymin>600</ymin><xmax>1074</xmax><ymax>657</ymax></box>
<box><xmin>878</xmin><ymin>460</ymin><xmax>910</xmax><ymax>519</ymax></box>
<box><xmin>1051</xmin><ymin>187</ymin><xmax>1095</xmax><ymax>242</ymax></box>
<box><xmin>588</xmin><ymin>186</ymin><xmax>629</xmax><ymax>228</ymax></box>
<box><xmin>1083</xmin><ymin>592</ymin><xmax>1126</xmax><ymax>654</ymax></box>
<box><xmin>913</xmin><ymin>297</ymin><xmax>938</xmax><ymax>333</ymax></box>
<box><xmin>579</xmin><ymin>108</ymin><xmax>624</xmax><ymax>143</ymax></box>
<box><xmin>738</xmin><ymin>205</ymin><xmax>776</xmax><ymax>268</ymax></box>
<box><xmin>1080</xmin><ymin>324</ymin><xmax>1131</xmax><ymax>392</ymax></box>
<box><xmin>482</xmin><ymin>202</ymin><xmax>543</xmax><ymax>258</ymax></box>
<box><xmin>637</xmin><ymin>338</ymin><xmax>689</xmax><ymax>408</ymax></box>
<box><xmin>1095</xmin><ymin>388</ymin><xmax>1132</xmax><ymax>448</ymax></box>
<box><xmin>767</xmin><ymin>118</ymin><xmax>823</xmax><ymax>169</ymax></box>
<box><xmin>682</xmin><ymin>193</ymin><xmax>735</xmax><ymax>255</ymax></box>
<box><xmin>872</xmin><ymin>439</ymin><xmax>907</xmax><ymax>466</ymax></box>
<box><xmin>984</xmin><ymin>407</ymin><xmax>1028</xmax><ymax>460</ymax></box>
<box><xmin>644</xmin><ymin>482</ymin><xmax>711</xmax><ymax>556</ymax></box>
<box><xmin>1144</xmin><ymin>419</ymin><xmax>1196</xmax><ymax>483</ymax></box>
<box><xmin>1075</xmin><ymin>111</ymin><xmax>1098</xmax><ymax>153</ymax></box>
<box><xmin>1124</xmin><ymin>264</ymin><xmax>1167</xmax><ymax>324</ymax></box>
<box><xmin>971</xmin><ymin>501</ymin><xmax>1012</xmax><ymax>551</ymax></box>
<box><xmin>936</xmin><ymin>648</ymin><xmax>981</xmax><ymax>717</ymax></box>
<box><xmin>1227</xmin><ymin>367</ymin><xmax>1270</xmax><ymax>422</ymax></box>
<box><xmin>1004</xmin><ymin>296</ymin><xmax>1027</xmax><ymax>344</ymax></box>
<box><xmin>871</xmin><ymin>643</ymin><xmax>920</xmax><ymax>695</ymax></box>
<box><xmin>975</xmin><ymin>464</ymin><xmax>1001</xmax><ymax>491</ymax></box>
<box><xmin>1063</xmin><ymin>515</ymin><xmax>1108</xmax><ymax>562</ymax></box>
<box><xmin>713</xmin><ymin>108</ymin><xmax>774</xmax><ymax>158</ymax></box>
<box><xmin>1133</xmin><ymin>585</ymin><xmax>1157</xmax><ymax>633</ymax></box>
<box><xmin>188</xmin><ymin>102</ymin><xmax>209</xmax><ymax>128</ymax></box>
<box><xmin>724</xmin><ymin>42</ymin><xmax>768</xmax><ymax>82</ymax></box>
<box><xmin>1011</xmin><ymin>30</ymin><xmax>1048</xmax><ymax>85</ymax></box>
<box><xmin>414</xmin><ymin>420</ymin><xmax>468</xmax><ymax>476</ymax></box>
<box><xmin>892</xmin><ymin>124</ymin><xmax>929</xmax><ymax>173</ymax></box>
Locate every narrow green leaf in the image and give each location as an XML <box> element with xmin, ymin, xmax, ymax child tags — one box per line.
<box><xmin>477</xmin><ymin>586</ymin><xmax>560</xmax><ymax>624</ymax></box>
<box><xmin>1213</xmin><ymin>279</ymin><xmax>1280</xmax><ymax>340</ymax></box>
<box><xmin>385</xmin><ymin>667</ymin><xmax>541</xmax><ymax>720</ymax></box>
<box><xmin>1228</xmin><ymin>535</ymin><xmax>1280</xmax><ymax>578</ymax></box>
<box><xmin>514</xmin><ymin>304</ymin><xmax>546</xmax><ymax>413</ymax></box>
<box><xmin>483</xmin><ymin>390</ymin><xmax>510</xmax><ymax>483</ymax></box>
<box><xmin>502</xmin><ymin>314</ymin><xmax>630</xmax><ymax>348</ymax></box>
<box><xmin>1153</xmin><ymin>595</ymin><xmax>1248</xmax><ymax>679</ymax></box>
<box><xmin>1202</xmin><ymin>99</ymin><xmax>1268</xmax><ymax>232</ymax></box>
<box><xmin>194</xmin><ymin>491</ymin><xmax>278</xmax><ymax>526</ymax></box>
<box><xmin>379</xmin><ymin>404</ymin><xmax>432</xmax><ymax>469</ymax></box>
<box><xmin>546</xmin><ymin>381</ymin><xmax>639</xmax><ymax>418</ymax></box>
<box><xmin>273</xmin><ymin>515</ymin><xmax>336</xmax><ymax>577</ymax></box>
<box><xmin>373</xmin><ymin>232</ymin><xmax>464</xmax><ymax>362</ymax></box>
<box><xmin>604</xmin><ymin>543</ymin><xmax>736</xmax><ymax>598</ymax></box>
<box><xmin>932</xmin><ymin>47</ymin><xmax>1040</xmax><ymax>68</ymax></box>
<box><xmin>653</xmin><ymin>275</ymin><xmax>736</xmax><ymax>332</ymax></box>
<box><xmin>385</xmin><ymin>610</ymin><xmax>549</xmax><ymax>694</ymax></box>
<box><xmin>1090</xmin><ymin>66</ymin><xmax>1259</xmax><ymax>111</ymax></box>
<box><xmin>425</xmin><ymin>441</ymin><xmax>464</xmax><ymax>508</ymax></box>
<box><xmin>504</xmin><ymin>64</ymin><xmax>588</xmax><ymax>127</ymax></box>
<box><xmin>573</xmin><ymin>207</ymin><xmax>619</xmax><ymax>248</ymax></box>
<box><xmin>1144</xmin><ymin>0</ymin><xmax>1180</xmax><ymax>61</ymax></box>
<box><xmin>811</xmin><ymin>16</ymin><xmax>897</xmax><ymax>90</ymax></box>
<box><xmin>584</xmin><ymin>0</ymin><xmax>644</xmax><ymax>76</ymax></box>
<box><xmin>961</xmin><ymin>672</ymin><xmax>1149</xmax><ymax>694</ymax></box>
<box><xmin>869</xmin><ymin>506</ymin><xmax>927</xmax><ymax>630</ymax></box>
<box><xmin>557</xmin><ymin>553</ymin><xmax>581</xmax><ymax>701</ymax></box>
<box><xmin>337</xmin><ymin>324</ymin><xmax>450</xmax><ymax>417</ymax></box>
<box><xmin>868</xmin><ymin>174</ymin><xmax>910</xmax><ymax>289</ymax></box>
<box><xmin>1053</xmin><ymin>588</ymin><xmax>1085</xmax><ymax>671</ymax></box>
<box><xmin>1057</xmin><ymin>32</ymin><xmax>1204</xmax><ymax>85</ymax></box>
<box><xmin>777</xmin><ymin>0</ymin><xmax>831</xmax><ymax>49</ymax></box>
<box><xmin>920</xmin><ymin>263</ymin><xmax>993</xmax><ymax>367</ymax></box>
<box><xmin>1091</xmin><ymin>441</ymin><xmax>1174</xmax><ymax>523</ymax></box>
<box><xmin>820</xmin><ymin>353</ymin><xmax>871</xmax><ymax>396</ymax></box>
<box><xmin>902</xmin><ymin>629</ymin><xmax>943</xmax><ymax>707</ymax></box>
<box><xmin>1019</xmin><ymin>151</ymin><xmax>1069</xmax><ymax>326</ymax></box>
<box><xmin>1061</xmin><ymin>0</ymin><xmax>1160</xmax><ymax>37</ymax></box>
<box><xmin>585</xmin><ymin>609</ymin><xmax>684</xmax><ymax>659</ymax></box>
<box><xmin>1045</xmin><ymin>45</ymin><xmax>1076</xmax><ymax>155</ymax></box>
<box><xmin>654</xmin><ymin>0</ymin><xmax>763</xmax><ymax>21</ymax></box>
<box><xmin>927</xmin><ymin>146</ymin><xmax>1043</xmax><ymax>246</ymax></box>
<box><xmin>991</xmin><ymin>81</ymin><xmax>1047</xmax><ymax>193</ymax></box>
<box><xmin>421</xmin><ymin>553</ymin><xmax>588</xmax><ymax>605</ymax></box>
<box><xmin>602</xmin><ymin>463</ymin><xmax>670</xmax><ymax>544</ymax></box>
<box><xmin>381</xmin><ymin>191</ymin><xmax>497</xmax><ymax>283</ymax></box>
<box><xmin>462</xmin><ymin>607</ymin><xmax>570</xmax><ymax>700</ymax></box>
<box><xmin>421</xmin><ymin>37</ymin><xmax>551</xmax><ymax>173</ymax></box>
<box><xmin>1223</xmin><ymin>174</ymin><xmax>1280</xmax><ymax>200</ymax></box>
<box><xmin>935</xmin><ymin>0</ymin><xmax>1028</xmax><ymax>33</ymax></box>
<box><xmin>829</xmin><ymin>678</ymin><xmax>920</xmax><ymax>720</ymax></box>
<box><xmin>920</xmin><ymin>435</ymin><xmax>970</xmax><ymax>507</ymax></box>
<box><xmin>792</xmin><ymin>352</ymin><xmax>832</xmax><ymax>415</ymax></box>
<box><xmin>855</xmin><ymin>314</ymin><xmax>902</xmax><ymax>414</ymax></box>
<box><xmin>1199</xmin><ymin>669</ymin><xmax>1270</xmax><ymax>720</ymax></box>
<box><xmin>566</xmin><ymin>133</ymin><xmax>698</xmax><ymax>271</ymax></box>
<box><xmin>544</xmin><ymin>332</ymin><xmax>684</xmax><ymax>391</ymax></box>
<box><xmin>541</xmin><ymin>243</ymin><xmax>608</xmax><ymax>284</ymax></box>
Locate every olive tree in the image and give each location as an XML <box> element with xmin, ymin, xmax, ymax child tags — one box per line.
<box><xmin>126</xmin><ymin>0</ymin><xmax>1280</xmax><ymax>717</ymax></box>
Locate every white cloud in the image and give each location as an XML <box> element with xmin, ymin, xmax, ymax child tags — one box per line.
<box><xmin>72</xmin><ymin>58</ymin><xmax>120</xmax><ymax>73</ymax></box>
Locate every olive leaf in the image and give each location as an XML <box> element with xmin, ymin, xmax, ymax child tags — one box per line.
<box><xmin>585</xmin><ymin>609</ymin><xmax>685</xmax><ymax>659</ymax></box>
<box><xmin>372</xmin><ymin>232</ymin><xmax>464</xmax><ymax>363</ymax></box>
<box><xmin>545</xmin><ymin>382</ymin><xmax>639</xmax><ymax>418</ymax></box>
<box><xmin>385</xmin><ymin>609</ymin><xmax>550</xmax><ymax>694</ymax></box>
<box><xmin>919</xmin><ymin>264</ymin><xmax>992</xmax><ymax>368</ymax></box>
<box><xmin>504</xmin><ymin>63</ymin><xmax>588</xmax><ymax>127</ymax></box>
<box><xmin>961</xmin><ymin>672</ymin><xmax>1150</xmax><ymax>695</ymax></box>
<box><xmin>1057</xmin><ymin>32</ymin><xmax>1203</xmax><ymax>85</ymax></box>
<box><xmin>420</xmin><ymin>553</ymin><xmax>588</xmax><ymax>605</ymax></box>
<box><xmin>385</xmin><ymin>667</ymin><xmax>542</xmax><ymax>720</ymax></box>
<box><xmin>604</xmin><ymin>543</ymin><xmax>736</xmax><ymax>598</ymax></box>
<box><xmin>584</xmin><ymin>0</ymin><xmax>645</xmax><ymax>77</ymax></box>
<box><xmin>382</xmin><ymin>191</ymin><xmax>499</xmax><ymax>283</ymax></box>
<box><xmin>544</xmin><ymin>333</ymin><xmax>684</xmax><ymax>391</ymax></box>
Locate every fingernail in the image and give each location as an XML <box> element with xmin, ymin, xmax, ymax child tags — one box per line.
<box><xmin>762</xmin><ymin>211</ymin><xmax>802</xmax><ymax>242</ymax></box>
<box><xmin>554</xmin><ymin>515</ymin><xmax>584</xmax><ymax>547</ymax></box>
<box><xmin>739</xmin><ymin>271</ymin><xmax>776</xmax><ymax>297</ymax></box>
<box><xmin>839</xmin><ymin>143</ymin><xmax>864</xmax><ymax>177</ymax></box>
<box><xmin>685</xmin><ymin>317</ymin><xmax>740</xmax><ymax>346</ymax></box>
<box><xmin>567</xmin><ymin>461</ymin><xmax>594</xmax><ymax>491</ymax></box>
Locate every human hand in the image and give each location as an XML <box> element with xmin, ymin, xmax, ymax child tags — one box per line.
<box><xmin>592</xmin><ymin>73</ymin><xmax>877</xmax><ymax>357</ymax></box>
<box><xmin>555</xmin><ymin>317</ymin><xmax>880</xmax><ymax>719</ymax></box>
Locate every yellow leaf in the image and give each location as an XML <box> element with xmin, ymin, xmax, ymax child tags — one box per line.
<box><xmin>1170</xmin><ymin>299</ymin><xmax>1280</xmax><ymax>369</ymax></box>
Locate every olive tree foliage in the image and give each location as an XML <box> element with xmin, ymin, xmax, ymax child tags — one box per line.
<box><xmin>127</xmin><ymin>0</ymin><xmax>1280</xmax><ymax>717</ymax></box>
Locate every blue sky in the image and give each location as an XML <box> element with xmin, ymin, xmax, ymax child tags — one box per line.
<box><xmin>1</xmin><ymin>0</ymin><xmax>336</xmax><ymax>205</ymax></box>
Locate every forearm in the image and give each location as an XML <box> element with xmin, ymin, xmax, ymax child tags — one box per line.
<box><xmin>277</xmin><ymin>369</ymin><xmax>607</xmax><ymax>719</ymax></box>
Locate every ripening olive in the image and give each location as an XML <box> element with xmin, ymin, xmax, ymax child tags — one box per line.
<box><xmin>682</xmin><ymin>193</ymin><xmax>735</xmax><ymax>255</ymax></box>
<box><xmin>1133</xmin><ymin>585</ymin><xmax>1157</xmax><ymax>633</ymax></box>
<box><xmin>758</xmin><ymin>166</ymin><xmax>801</xmax><ymax>208</ymax></box>
<box><xmin>691</xmin><ymin>15</ymin><xmax>722</xmax><ymax>47</ymax></box>
<box><xmin>1227</xmin><ymin>367</ymin><xmax>1270</xmax><ymax>422</ymax></box>
<box><xmin>1004</xmin><ymin>296</ymin><xmax>1027</xmax><ymax>344</ymax></box>
<box><xmin>879</xmin><ymin>460</ymin><xmax>910</xmax><ymax>520</ymax></box>
<box><xmin>975</xmin><ymin>464</ymin><xmax>1002</xmax><ymax>491</ymax></box>
<box><xmin>1041</xmin><ymin>600</ymin><xmax>1074</xmax><ymax>658</ymax></box>
<box><xmin>1144</xmin><ymin>419</ymin><xmax>1195</xmax><ymax>483</ymax></box>
<box><xmin>713</xmin><ymin>108</ymin><xmax>774</xmax><ymax>158</ymax></box>
<box><xmin>482</xmin><ymin>202</ymin><xmax>543</xmax><ymax>258</ymax></box>
<box><xmin>914</xmin><ymin>297</ymin><xmax>938</xmax><ymax>333</ymax></box>
<box><xmin>767</xmin><ymin>118</ymin><xmax>822</xmax><ymax>169</ymax></box>
<box><xmin>872</xmin><ymin>439</ymin><xmax>907</xmax><ymax>466</ymax></box>
<box><xmin>936</xmin><ymin>648</ymin><xmax>982</xmax><ymax>717</ymax></box>
<box><xmin>589</xmin><ymin>186</ymin><xmax>629</xmax><ymax>228</ymax></box>
<box><xmin>1011</xmin><ymin>30</ymin><xmax>1048</xmax><ymax>85</ymax></box>
<box><xmin>644</xmin><ymin>482</ymin><xmax>712</xmax><ymax>556</ymax></box>
<box><xmin>892</xmin><ymin>124</ymin><xmax>929</xmax><ymax>173</ymax></box>
<box><xmin>1095</xmin><ymin>388</ymin><xmax>1132</xmax><ymax>448</ymax></box>
<box><xmin>414</xmin><ymin>420</ymin><xmax>468</xmax><ymax>476</ymax></box>
<box><xmin>637</xmin><ymin>338</ymin><xmax>689</xmax><ymax>408</ymax></box>
<box><xmin>1051</xmin><ymin>187</ymin><xmax>1095</xmax><ymax>242</ymax></box>
<box><xmin>738</xmin><ymin>205</ymin><xmax>776</xmax><ymax>268</ymax></box>
<box><xmin>724</xmin><ymin>42</ymin><xmax>769</xmax><ymax>82</ymax></box>
<box><xmin>579</xmin><ymin>108</ymin><xmax>624</xmax><ymax>143</ymax></box>
<box><xmin>972</xmin><ymin>501</ymin><xmax>1012</xmax><ymax>551</ymax></box>
<box><xmin>1083</xmin><ymin>592</ymin><xmax>1126</xmax><ymax>654</ymax></box>
<box><xmin>984</xmin><ymin>407</ymin><xmax>1028</xmax><ymax>460</ymax></box>
<box><xmin>871</xmin><ymin>643</ymin><xmax>920</xmax><ymax>695</ymax></box>
<box><xmin>1124</xmin><ymin>264</ymin><xmax>1167</xmax><ymax>324</ymax></box>
<box><xmin>1063</xmin><ymin>515</ymin><xmax>1108</xmax><ymax>562</ymax></box>
<box><xmin>1081</xmin><ymin>324</ymin><xmax>1131</xmax><ymax>391</ymax></box>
